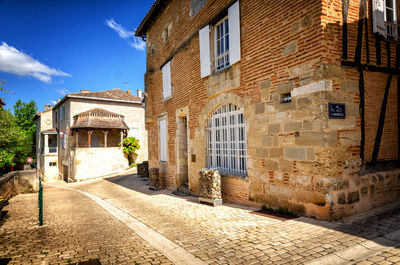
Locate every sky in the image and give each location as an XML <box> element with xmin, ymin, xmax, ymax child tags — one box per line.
<box><xmin>0</xmin><ymin>0</ymin><xmax>154</xmax><ymax>112</ymax></box>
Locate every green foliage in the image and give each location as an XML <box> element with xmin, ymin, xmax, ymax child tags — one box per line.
<box><xmin>121</xmin><ymin>137</ymin><xmax>140</xmax><ymax>165</ymax></box>
<box><xmin>0</xmin><ymin>109</ymin><xmax>31</xmax><ymax>168</ymax></box>
<box><xmin>0</xmin><ymin>80</ymin><xmax>9</xmax><ymax>93</ymax></box>
<box><xmin>12</xmin><ymin>99</ymin><xmax>37</xmax><ymax>158</ymax></box>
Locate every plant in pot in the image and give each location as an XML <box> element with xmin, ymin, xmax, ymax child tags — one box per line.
<box><xmin>121</xmin><ymin>137</ymin><xmax>140</xmax><ymax>165</ymax></box>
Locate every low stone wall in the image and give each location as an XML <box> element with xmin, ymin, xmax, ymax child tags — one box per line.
<box><xmin>137</xmin><ymin>161</ymin><xmax>149</xmax><ymax>178</ymax></box>
<box><xmin>331</xmin><ymin>168</ymin><xmax>400</xmax><ymax>219</ymax></box>
<box><xmin>0</xmin><ymin>170</ymin><xmax>38</xmax><ymax>200</ymax></box>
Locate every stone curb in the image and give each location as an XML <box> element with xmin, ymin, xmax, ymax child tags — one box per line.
<box><xmin>304</xmin><ymin>230</ymin><xmax>400</xmax><ymax>265</ymax></box>
<box><xmin>47</xmin><ymin>184</ymin><xmax>206</xmax><ymax>265</ymax></box>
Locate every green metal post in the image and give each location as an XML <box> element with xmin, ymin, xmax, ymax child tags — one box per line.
<box><xmin>38</xmin><ymin>176</ymin><xmax>43</xmax><ymax>226</ymax></box>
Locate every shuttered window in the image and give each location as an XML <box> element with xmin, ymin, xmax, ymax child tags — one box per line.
<box><xmin>206</xmin><ymin>104</ymin><xmax>247</xmax><ymax>176</ymax></box>
<box><xmin>162</xmin><ymin>61</ymin><xmax>172</xmax><ymax>99</ymax></box>
<box><xmin>199</xmin><ymin>0</ymin><xmax>241</xmax><ymax>77</ymax></box>
<box><xmin>373</xmin><ymin>0</ymin><xmax>398</xmax><ymax>39</ymax></box>
<box><xmin>159</xmin><ymin>119</ymin><xmax>167</xmax><ymax>161</ymax></box>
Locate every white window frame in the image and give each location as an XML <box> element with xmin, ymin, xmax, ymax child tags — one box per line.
<box><xmin>385</xmin><ymin>0</ymin><xmax>398</xmax><ymax>39</ymax></box>
<box><xmin>206</xmin><ymin>103</ymin><xmax>247</xmax><ymax>176</ymax></box>
<box><xmin>162</xmin><ymin>61</ymin><xmax>172</xmax><ymax>99</ymax></box>
<box><xmin>159</xmin><ymin>119</ymin><xmax>168</xmax><ymax>162</ymax></box>
<box><xmin>214</xmin><ymin>16</ymin><xmax>230</xmax><ymax>72</ymax></box>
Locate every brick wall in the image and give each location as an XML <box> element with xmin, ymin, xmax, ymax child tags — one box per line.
<box><xmin>143</xmin><ymin>0</ymin><xmax>400</xmax><ymax>219</ymax></box>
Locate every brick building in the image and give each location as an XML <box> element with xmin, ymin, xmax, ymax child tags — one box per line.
<box><xmin>52</xmin><ymin>89</ymin><xmax>147</xmax><ymax>182</ymax></box>
<box><xmin>136</xmin><ymin>0</ymin><xmax>400</xmax><ymax>219</ymax></box>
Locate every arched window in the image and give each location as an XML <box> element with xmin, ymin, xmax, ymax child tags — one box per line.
<box><xmin>206</xmin><ymin>103</ymin><xmax>247</xmax><ymax>176</ymax></box>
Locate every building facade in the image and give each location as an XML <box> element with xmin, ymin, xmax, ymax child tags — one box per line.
<box><xmin>34</xmin><ymin>106</ymin><xmax>59</xmax><ymax>181</ymax></box>
<box><xmin>52</xmin><ymin>89</ymin><xmax>147</xmax><ymax>182</ymax></box>
<box><xmin>137</xmin><ymin>0</ymin><xmax>400</xmax><ymax>219</ymax></box>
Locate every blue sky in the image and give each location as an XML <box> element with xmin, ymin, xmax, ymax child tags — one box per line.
<box><xmin>0</xmin><ymin>0</ymin><xmax>153</xmax><ymax>112</ymax></box>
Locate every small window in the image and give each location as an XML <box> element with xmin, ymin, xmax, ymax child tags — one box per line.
<box><xmin>49</xmin><ymin>162</ymin><xmax>57</xmax><ymax>167</ymax></box>
<box><xmin>60</xmin><ymin>106</ymin><xmax>65</xmax><ymax>121</ymax></box>
<box><xmin>280</xmin><ymin>93</ymin><xmax>292</xmax><ymax>104</ymax></box>
<box><xmin>162</xmin><ymin>61</ymin><xmax>172</xmax><ymax>99</ymax></box>
<box><xmin>215</xmin><ymin>17</ymin><xmax>230</xmax><ymax>71</ymax></box>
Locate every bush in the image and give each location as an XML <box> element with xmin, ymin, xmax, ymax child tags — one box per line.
<box><xmin>121</xmin><ymin>137</ymin><xmax>140</xmax><ymax>165</ymax></box>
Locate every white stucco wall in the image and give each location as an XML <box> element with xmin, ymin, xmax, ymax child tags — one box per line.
<box><xmin>72</xmin><ymin>147</ymin><xmax>128</xmax><ymax>181</ymax></box>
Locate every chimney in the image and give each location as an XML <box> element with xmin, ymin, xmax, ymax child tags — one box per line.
<box><xmin>80</xmin><ymin>89</ymin><xmax>91</xmax><ymax>93</ymax></box>
<box><xmin>57</xmin><ymin>99</ymin><xmax>60</xmax><ymax>102</ymax></box>
<box><xmin>137</xmin><ymin>89</ymin><xmax>143</xmax><ymax>98</ymax></box>
<box><xmin>45</xmin><ymin>105</ymin><xmax>48</xmax><ymax>110</ymax></box>
<box><xmin>127</xmin><ymin>89</ymin><xmax>131</xmax><ymax>94</ymax></box>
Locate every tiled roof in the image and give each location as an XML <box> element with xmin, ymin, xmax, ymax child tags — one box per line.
<box><xmin>71</xmin><ymin>108</ymin><xmax>129</xmax><ymax>130</ymax></box>
<box><xmin>70</xmin><ymin>89</ymin><xmax>141</xmax><ymax>102</ymax></box>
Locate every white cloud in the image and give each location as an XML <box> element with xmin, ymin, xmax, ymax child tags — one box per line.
<box><xmin>106</xmin><ymin>18</ymin><xmax>146</xmax><ymax>51</ymax></box>
<box><xmin>0</xmin><ymin>42</ymin><xmax>71</xmax><ymax>84</ymax></box>
<box><xmin>56</xmin><ymin>88</ymin><xmax>70</xmax><ymax>96</ymax></box>
<box><xmin>49</xmin><ymin>100</ymin><xmax>57</xmax><ymax>105</ymax></box>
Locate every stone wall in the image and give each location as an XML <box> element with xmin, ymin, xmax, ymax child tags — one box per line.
<box><xmin>71</xmin><ymin>147</ymin><xmax>128</xmax><ymax>181</ymax></box>
<box><xmin>143</xmin><ymin>0</ymin><xmax>400</xmax><ymax>219</ymax></box>
<box><xmin>0</xmin><ymin>170</ymin><xmax>38</xmax><ymax>200</ymax></box>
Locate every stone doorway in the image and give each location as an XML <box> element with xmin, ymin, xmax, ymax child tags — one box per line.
<box><xmin>176</xmin><ymin>116</ymin><xmax>189</xmax><ymax>190</ymax></box>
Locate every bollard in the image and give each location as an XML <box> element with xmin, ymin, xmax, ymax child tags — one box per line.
<box><xmin>38</xmin><ymin>176</ymin><xmax>43</xmax><ymax>226</ymax></box>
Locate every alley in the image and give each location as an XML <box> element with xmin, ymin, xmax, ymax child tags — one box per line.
<box><xmin>0</xmin><ymin>170</ymin><xmax>399</xmax><ymax>264</ymax></box>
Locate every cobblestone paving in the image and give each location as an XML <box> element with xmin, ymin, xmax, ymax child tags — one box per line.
<box><xmin>357</xmin><ymin>248</ymin><xmax>400</xmax><ymax>265</ymax></box>
<box><xmin>0</xmin><ymin>186</ymin><xmax>172</xmax><ymax>265</ymax></box>
<box><xmin>69</xmin><ymin>173</ymin><xmax>400</xmax><ymax>265</ymax></box>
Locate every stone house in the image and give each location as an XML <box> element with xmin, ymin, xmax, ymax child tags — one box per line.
<box><xmin>34</xmin><ymin>105</ymin><xmax>59</xmax><ymax>181</ymax></box>
<box><xmin>136</xmin><ymin>0</ymin><xmax>400</xmax><ymax>219</ymax></box>
<box><xmin>52</xmin><ymin>89</ymin><xmax>147</xmax><ymax>182</ymax></box>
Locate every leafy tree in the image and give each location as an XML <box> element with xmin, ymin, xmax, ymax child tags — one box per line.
<box><xmin>121</xmin><ymin>137</ymin><xmax>140</xmax><ymax>164</ymax></box>
<box><xmin>13</xmin><ymin>99</ymin><xmax>37</xmax><ymax>158</ymax></box>
<box><xmin>0</xmin><ymin>109</ymin><xmax>31</xmax><ymax>169</ymax></box>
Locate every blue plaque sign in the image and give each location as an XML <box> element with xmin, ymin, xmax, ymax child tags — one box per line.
<box><xmin>328</xmin><ymin>103</ymin><xmax>346</xmax><ymax>119</ymax></box>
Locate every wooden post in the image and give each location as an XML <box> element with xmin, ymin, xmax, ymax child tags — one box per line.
<box><xmin>88</xmin><ymin>130</ymin><xmax>93</xmax><ymax>148</ymax></box>
<box><xmin>44</xmin><ymin>134</ymin><xmax>49</xmax><ymax>154</ymax></box>
<box><xmin>75</xmin><ymin>130</ymin><xmax>79</xmax><ymax>148</ymax></box>
<box><xmin>103</xmin><ymin>130</ymin><xmax>109</xmax><ymax>147</ymax></box>
<box><xmin>120</xmin><ymin>130</ymin><xmax>123</xmax><ymax>148</ymax></box>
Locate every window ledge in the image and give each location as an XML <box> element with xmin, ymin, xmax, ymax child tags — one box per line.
<box><xmin>162</xmin><ymin>96</ymin><xmax>172</xmax><ymax>102</ymax></box>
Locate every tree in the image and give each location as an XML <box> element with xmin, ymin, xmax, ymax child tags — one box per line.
<box><xmin>13</xmin><ymin>99</ymin><xmax>37</xmax><ymax>158</ymax></box>
<box><xmin>0</xmin><ymin>109</ymin><xmax>30</xmax><ymax>169</ymax></box>
<box><xmin>121</xmin><ymin>137</ymin><xmax>140</xmax><ymax>165</ymax></box>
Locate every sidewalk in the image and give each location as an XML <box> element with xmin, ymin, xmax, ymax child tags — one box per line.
<box><xmin>1</xmin><ymin>171</ymin><xmax>399</xmax><ymax>264</ymax></box>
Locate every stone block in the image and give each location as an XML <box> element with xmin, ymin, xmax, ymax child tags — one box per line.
<box><xmin>273</xmin><ymin>134</ymin><xmax>279</xmax><ymax>146</ymax></box>
<box><xmin>284</xmin><ymin>148</ymin><xmax>307</xmax><ymax>160</ymax></box>
<box><xmin>268</xmin><ymin>124</ymin><xmax>281</xmax><ymax>134</ymax></box>
<box><xmin>259</xmin><ymin>79</ymin><xmax>271</xmax><ymax>90</ymax></box>
<box><xmin>303</xmin><ymin>120</ymin><xmax>313</xmax><ymax>131</ymax></box>
<box><xmin>276</xmin><ymin>81</ymin><xmax>294</xmax><ymax>94</ymax></box>
<box><xmin>262</xmin><ymin>135</ymin><xmax>273</xmax><ymax>147</ymax></box>
<box><xmin>292</xmin><ymin>80</ymin><xmax>333</xmax><ymax>97</ymax></box>
<box><xmin>295</xmin><ymin>132</ymin><xmax>325</xmax><ymax>146</ymax></box>
<box><xmin>256</xmin><ymin>148</ymin><xmax>269</xmax><ymax>158</ymax></box>
<box><xmin>279</xmin><ymin>160</ymin><xmax>293</xmax><ymax>172</ymax></box>
<box><xmin>301</xmin><ymin>14</ymin><xmax>313</xmax><ymax>27</ymax></box>
<box><xmin>269</xmin><ymin>148</ymin><xmax>283</xmax><ymax>158</ymax></box>
<box><xmin>339</xmin><ymin>131</ymin><xmax>361</xmax><ymax>146</ymax></box>
<box><xmin>255</xmin><ymin>102</ymin><xmax>265</xmax><ymax>114</ymax></box>
<box><xmin>307</xmin><ymin>148</ymin><xmax>315</xmax><ymax>160</ymax></box>
<box><xmin>265</xmin><ymin>160</ymin><xmax>278</xmax><ymax>171</ymax></box>
<box><xmin>338</xmin><ymin>192</ymin><xmax>346</xmax><ymax>204</ymax></box>
<box><xmin>297</xmin><ymin>97</ymin><xmax>312</xmax><ymax>108</ymax></box>
<box><xmin>282</xmin><ymin>42</ymin><xmax>297</xmax><ymax>56</ymax></box>
<box><xmin>327</xmin><ymin>131</ymin><xmax>338</xmax><ymax>146</ymax></box>
<box><xmin>274</xmin><ymin>100</ymin><xmax>296</xmax><ymax>112</ymax></box>
<box><xmin>284</xmin><ymin>122</ymin><xmax>302</xmax><ymax>133</ymax></box>
<box><xmin>347</xmin><ymin>191</ymin><xmax>360</xmax><ymax>204</ymax></box>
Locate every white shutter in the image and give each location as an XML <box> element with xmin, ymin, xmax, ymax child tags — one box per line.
<box><xmin>373</xmin><ymin>0</ymin><xmax>387</xmax><ymax>37</ymax></box>
<box><xmin>228</xmin><ymin>1</ymin><xmax>241</xmax><ymax>64</ymax></box>
<box><xmin>159</xmin><ymin>119</ymin><xmax>167</xmax><ymax>161</ymax></box>
<box><xmin>199</xmin><ymin>25</ymin><xmax>211</xmax><ymax>78</ymax></box>
<box><xmin>162</xmin><ymin>61</ymin><xmax>171</xmax><ymax>99</ymax></box>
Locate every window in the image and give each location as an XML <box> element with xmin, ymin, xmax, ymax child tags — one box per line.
<box><xmin>159</xmin><ymin>119</ymin><xmax>168</xmax><ymax>161</ymax></box>
<box><xmin>54</xmin><ymin>111</ymin><xmax>58</xmax><ymax>125</ymax></box>
<box><xmin>206</xmin><ymin>104</ymin><xmax>247</xmax><ymax>176</ymax></box>
<box><xmin>373</xmin><ymin>0</ymin><xmax>398</xmax><ymax>39</ymax></box>
<box><xmin>60</xmin><ymin>106</ymin><xmax>65</xmax><ymax>121</ymax></box>
<box><xmin>162</xmin><ymin>61</ymin><xmax>172</xmax><ymax>99</ymax></box>
<box><xmin>199</xmin><ymin>1</ymin><xmax>241</xmax><ymax>78</ymax></box>
<box><xmin>49</xmin><ymin>162</ymin><xmax>57</xmax><ymax>167</ymax></box>
<box><xmin>215</xmin><ymin>17</ymin><xmax>230</xmax><ymax>71</ymax></box>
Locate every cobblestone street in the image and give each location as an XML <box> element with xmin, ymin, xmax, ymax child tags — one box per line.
<box><xmin>0</xmin><ymin>170</ymin><xmax>399</xmax><ymax>264</ymax></box>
